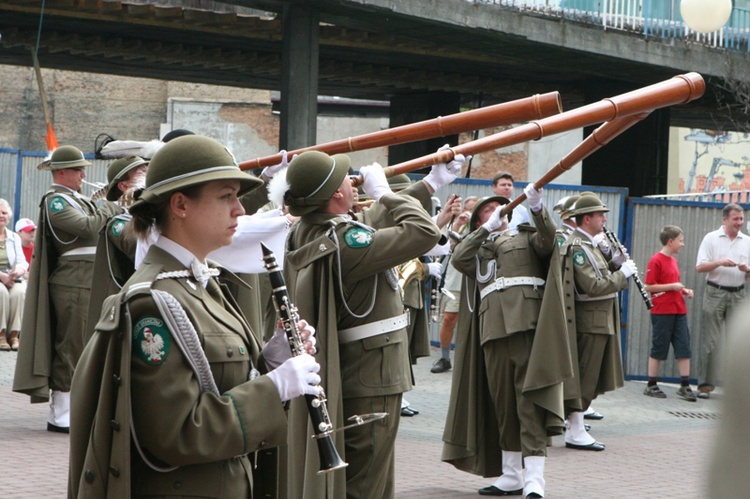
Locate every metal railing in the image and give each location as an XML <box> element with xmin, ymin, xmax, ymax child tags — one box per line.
<box><xmin>645</xmin><ymin>190</ymin><xmax>750</xmax><ymax>204</ymax></box>
<box><xmin>468</xmin><ymin>0</ymin><xmax>750</xmax><ymax>52</ymax></box>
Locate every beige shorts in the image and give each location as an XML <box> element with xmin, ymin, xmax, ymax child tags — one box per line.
<box><xmin>442</xmin><ymin>289</ymin><xmax>461</xmax><ymax>314</ymax></box>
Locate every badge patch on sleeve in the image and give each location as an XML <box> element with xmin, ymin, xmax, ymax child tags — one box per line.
<box><xmin>573</xmin><ymin>250</ymin><xmax>586</xmax><ymax>266</ymax></box>
<box><xmin>344</xmin><ymin>227</ymin><xmax>373</xmax><ymax>248</ymax></box>
<box><xmin>110</xmin><ymin>219</ymin><xmax>126</xmax><ymax>238</ymax></box>
<box><xmin>133</xmin><ymin>316</ymin><xmax>171</xmax><ymax>365</ymax></box>
<box><xmin>49</xmin><ymin>196</ymin><xmax>66</xmax><ymax>213</ymax></box>
<box><xmin>556</xmin><ymin>234</ymin><xmax>565</xmax><ymax>247</ymax></box>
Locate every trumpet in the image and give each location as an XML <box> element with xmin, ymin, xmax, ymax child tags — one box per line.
<box><xmin>603</xmin><ymin>226</ymin><xmax>653</xmax><ymax>310</ymax></box>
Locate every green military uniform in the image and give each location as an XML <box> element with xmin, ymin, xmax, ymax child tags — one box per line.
<box><xmin>450</xmin><ymin>203</ymin><xmax>568</xmax><ymax>456</ymax></box>
<box><xmin>561</xmin><ymin>227</ymin><xmax>626</xmax><ymax>411</ymax></box>
<box><xmin>13</xmin><ymin>183</ymin><xmax>121</xmax><ymax>402</ymax></box>
<box><xmin>442</xmin><ymin>201</ymin><xmax>572</xmax><ymax>483</ymax></box>
<box><xmin>69</xmin><ymin>245</ymin><xmax>288</xmax><ymax>497</ymax></box>
<box><xmin>282</xmin><ymin>151</ymin><xmax>440</xmax><ymax>499</ymax></box>
<box><xmin>85</xmin><ymin>213</ymin><xmax>137</xmax><ymax>345</ymax></box>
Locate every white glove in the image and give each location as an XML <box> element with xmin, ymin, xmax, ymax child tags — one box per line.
<box><xmin>481</xmin><ymin>205</ymin><xmax>508</xmax><ymax>233</ymax></box>
<box><xmin>262</xmin><ymin>150</ymin><xmax>289</xmax><ymax>178</ymax></box>
<box><xmin>423</xmin><ymin>144</ymin><xmax>467</xmax><ymax>191</ymax></box>
<box><xmin>611</xmin><ymin>246</ymin><xmax>629</xmax><ymax>266</ymax></box>
<box><xmin>620</xmin><ymin>259</ymin><xmax>638</xmax><ymax>279</ymax></box>
<box><xmin>427</xmin><ymin>262</ymin><xmax>442</xmax><ymax>279</ymax></box>
<box><xmin>523</xmin><ymin>183</ymin><xmax>543</xmax><ymax>213</ymax></box>
<box><xmin>360</xmin><ymin>163</ymin><xmax>392</xmax><ymax>202</ymax></box>
<box><xmin>266</xmin><ymin>354</ymin><xmax>322</xmax><ymax>402</ymax></box>
<box><xmin>592</xmin><ymin>233</ymin><xmax>611</xmax><ymax>255</ymax></box>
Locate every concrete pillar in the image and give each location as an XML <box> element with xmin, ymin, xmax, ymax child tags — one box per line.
<box><xmin>280</xmin><ymin>6</ymin><xmax>319</xmax><ymax>150</ymax></box>
<box><xmin>388</xmin><ymin>91</ymin><xmax>461</xmax><ymax>171</ymax></box>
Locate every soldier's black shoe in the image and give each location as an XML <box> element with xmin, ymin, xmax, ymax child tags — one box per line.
<box><xmin>478</xmin><ymin>485</ymin><xmax>523</xmax><ymax>496</ymax></box>
<box><xmin>47</xmin><ymin>422</ymin><xmax>70</xmax><ymax>434</ymax></box>
<box><xmin>526</xmin><ymin>493</ymin><xmax>543</xmax><ymax>498</ymax></box>
<box><xmin>431</xmin><ymin>357</ymin><xmax>451</xmax><ymax>373</ymax></box>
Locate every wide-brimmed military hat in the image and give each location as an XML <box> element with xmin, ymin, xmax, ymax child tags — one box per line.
<box><xmin>130</xmin><ymin>135</ymin><xmax>262</xmax><ymax>210</ymax></box>
<box><xmin>284</xmin><ymin>150</ymin><xmax>351</xmax><ymax>216</ymax></box>
<box><xmin>571</xmin><ymin>193</ymin><xmax>608</xmax><ymax>216</ymax></box>
<box><xmin>105</xmin><ymin>156</ymin><xmax>148</xmax><ymax>201</ymax></box>
<box><xmin>469</xmin><ymin>195</ymin><xmax>512</xmax><ymax>230</ymax></box>
<box><xmin>553</xmin><ymin>194</ymin><xmax>580</xmax><ymax>220</ymax></box>
<box><xmin>37</xmin><ymin>145</ymin><xmax>92</xmax><ymax>171</ymax></box>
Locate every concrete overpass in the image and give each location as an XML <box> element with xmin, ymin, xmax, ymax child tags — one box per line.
<box><xmin>2</xmin><ymin>0</ymin><xmax>747</xmax><ymax>194</ymax></box>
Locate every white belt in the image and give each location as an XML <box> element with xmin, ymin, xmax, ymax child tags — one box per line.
<box><xmin>479</xmin><ymin>276</ymin><xmax>545</xmax><ymax>300</ymax></box>
<box><xmin>575</xmin><ymin>292</ymin><xmax>617</xmax><ymax>302</ymax></box>
<box><xmin>338</xmin><ymin>312</ymin><xmax>410</xmax><ymax>344</ymax></box>
<box><xmin>60</xmin><ymin>246</ymin><xmax>96</xmax><ymax>257</ymax></box>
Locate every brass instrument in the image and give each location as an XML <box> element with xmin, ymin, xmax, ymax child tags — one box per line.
<box><xmin>397</xmin><ymin>259</ymin><xmax>426</xmax><ymax>296</ymax></box>
<box><xmin>603</xmin><ymin>226</ymin><xmax>653</xmax><ymax>310</ymax></box>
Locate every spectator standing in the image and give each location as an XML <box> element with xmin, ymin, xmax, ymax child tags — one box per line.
<box><xmin>431</xmin><ymin>195</ymin><xmax>477</xmax><ymax>374</ymax></box>
<box><xmin>694</xmin><ymin>203</ymin><xmax>750</xmax><ymax>399</ymax></box>
<box><xmin>0</xmin><ymin>199</ymin><xmax>29</xmax><ymax>352</ymax></box>
<box><xmin>15</xmin><ymin>218</ymin><xmax>36</xmax><ymax>279</ymax></box>
<box><xmin>492</xmin><ymin>171</ymin><xmax>530</xmax><ymax>231</ymax></box>
<box><xmin>643</xmin><ymin>226</ymin><xmax>696</xmax><ymax>401</ymax></box>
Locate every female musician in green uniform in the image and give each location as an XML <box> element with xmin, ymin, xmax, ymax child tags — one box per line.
<box><xmin>69</xmin><ymin>135</ymin><xmax>321</xmax><ymax>498</ymax></box>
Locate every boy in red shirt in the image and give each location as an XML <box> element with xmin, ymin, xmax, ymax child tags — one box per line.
<box><xmin>643</xmin><ymin>225</ymin><xmax>696</xmax><ymax>401</ymax></box>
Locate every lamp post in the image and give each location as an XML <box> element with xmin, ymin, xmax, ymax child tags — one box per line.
<box><xmin>680</xmin><ymin>0</ymin><xmax>733</xmax><ymax>33</ymax></box>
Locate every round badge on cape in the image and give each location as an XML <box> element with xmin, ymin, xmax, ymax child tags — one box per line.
<box><xmin>344</xmin><ymin>227</ymin><xmax>374</xmax><ymax>248</ymax></box>
<box><xmin>133</xmin><ymin>316</ymin><xmax>171</xmax><ymax>365</ymax></box>
<box><xmin>49</xmin><ymin>196</ymin><xmax>66</xmax><ymax>213</ymax></box>
<box><xmin>110</xmin><ymin>219</ymin><xmax>126</xmax><ymax>238</ymax></box>
<box><xmin>573</xmin><ymin>250</ymin><xmax>586</xmax><ymax>266</ymax></box>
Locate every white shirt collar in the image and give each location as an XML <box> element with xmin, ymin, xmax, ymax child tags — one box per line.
<box><xmin>155</xmin><ymin>235</ymin><xmax>203</xmax><ymax>269</ymax></box>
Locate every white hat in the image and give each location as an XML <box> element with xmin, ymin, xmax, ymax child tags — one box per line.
<box><xmin>15</xmin><ymin>218</ymin><xmax>36</xmax><ymax>233</ymax></box>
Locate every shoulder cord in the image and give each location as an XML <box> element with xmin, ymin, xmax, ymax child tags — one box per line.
<box><xmin>129</xmin><ymin>287</ymin><xmax>220</xmax><ymax>474</ymax></box>
<box><xmin>106</xmin><ymin>215</ymin><xmax>133</xmax><ymax>290</ymax></box>
<box><xmin>328</xmin><ymin>224</ymin><xmax>378</xmax><ymax>319</ymax></box>
<box><xmin>464</xmin><ymin>274</ymin><xmax>478</xmax><ymax>313</ymax></box>
<box><xmin>44</xmin><ymin>192</ymin><xmax>84</xmax><ymax>245</ymax></box>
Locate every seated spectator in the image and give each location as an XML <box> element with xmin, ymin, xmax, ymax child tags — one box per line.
<box><xmin>15</xmin><ymin>218</ymin><xmax>36</xmax><ymax>280</ymax></box>
<box><xmin>0</xmin><ymin>199</ymin><xmax>29</xmax><ymax>351</ymax></box>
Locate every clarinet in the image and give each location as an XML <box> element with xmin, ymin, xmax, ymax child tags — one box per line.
<box><xmin>602</xmin><ymin>226</ymin><xmax>653</xmax><ymax>310</ymax></box>
<box><xmin>260</xmin><ymin>243</ymin><xmax>348</xmax><ymax>474</ymax></box>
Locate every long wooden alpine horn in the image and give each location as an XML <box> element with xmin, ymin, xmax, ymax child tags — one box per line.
<box><xmin>238</xmin><ymin>92</ymin><xmax>563</xmax><ymax>170</ymax></box>
<box><xmin>370</xmin><ymin>72</ymin><xmax>704</xmax><ymax>184</ymax></box>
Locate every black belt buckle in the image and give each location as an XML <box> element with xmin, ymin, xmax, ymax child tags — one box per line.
<box><xmin>707</xmin><ymin>281</ymin><xmax>744</xmax><ymax>292</ymax></box>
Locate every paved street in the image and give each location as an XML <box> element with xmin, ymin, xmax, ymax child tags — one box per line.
<box><xmin>1</xmin><ymin>346</ymin><xmax>718</xmax><ymax>498</ymax></box>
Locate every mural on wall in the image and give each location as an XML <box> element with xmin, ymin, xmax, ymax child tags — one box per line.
<box><xmin>678</xmin><ymin>128</ymin><xmax>750</xmax><ymax>203</ymax></box>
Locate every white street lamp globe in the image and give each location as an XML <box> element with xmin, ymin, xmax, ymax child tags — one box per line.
<box><xmin>680</xmin><ymin>0</ymin><xmax>733</xmax><ymax>33</ymax></box>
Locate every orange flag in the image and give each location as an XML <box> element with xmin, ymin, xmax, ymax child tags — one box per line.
<box><xmin>45</xmin><ymin>123</ymin><xmax>58</xmax><ymax>152</ymax></box>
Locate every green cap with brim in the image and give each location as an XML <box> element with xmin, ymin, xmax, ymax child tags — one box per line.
<box><xmin>469</xmin><ymin>195</ymin><xmax>512</xmax><ymax>230</ymax></box>
<box><xmin>37</xmin><ymin>145</ymin><xmax>92</xmax><ymax>171</ymax></box>
<box><xmin>106</xmin><ymin>156</ymin><xmax>148</xmax><ymax>201</ymax></box>
<box><xmin>554</xmin><ymin>194</ymin><xmax>580</xmax><ymax>220</ymax></box>
<box><xmin>284</xmin><ymin>150</ymin><xmax>351</xmax><ymax>216</ymax></box>
<box><xmin>570</xmin><ymin>193</ymin><xmax>608</xmax><ymax>217</ymax></box>
<box><xmin>129</xmin><ymin>135</ymin><xmax>262</xmax><ymax>211</ymax></box>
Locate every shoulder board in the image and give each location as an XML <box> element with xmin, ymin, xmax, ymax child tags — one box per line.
<box><xmin>516</xmin><ymin>223</ymin><xmax>537</xmax><ymax>233</ymax></box>
<box><xmin>95</xmin><ymin>293</ymin><xmax>124</xmax><ymax>332</ymax></box>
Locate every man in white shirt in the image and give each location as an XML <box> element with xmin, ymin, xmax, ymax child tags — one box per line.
<box><xmin>695</xmin><ymin>203</ymin><xmax>750</xmax><ymax>399</ymax></box>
